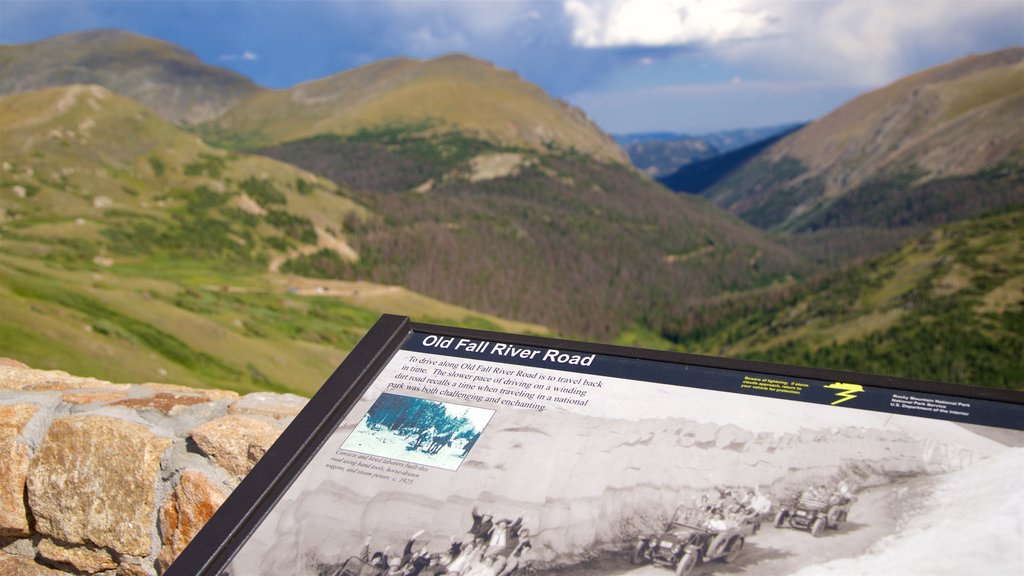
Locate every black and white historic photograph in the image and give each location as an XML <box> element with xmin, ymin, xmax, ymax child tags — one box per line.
<box><xmin>224</xmin><ymin>352</ymin><xmax>1024</xmax><ymax>576</ymax></box>
<box><xmin>341</xmin><ymin>393</ymin><xmax>494</xmax><ymax>471</ymax></box>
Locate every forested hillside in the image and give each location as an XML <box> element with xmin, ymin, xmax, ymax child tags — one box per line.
<box><xmin>257</xmin><ymin>128</ymin><xmax>809</xmax><ymax>339</ymax></box>
<box><xmin>679</xmin><ymin>209</ymin><xmax>1024</xmax><ymax>388</ymax></box>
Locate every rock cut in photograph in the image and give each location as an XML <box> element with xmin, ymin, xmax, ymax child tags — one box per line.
<box><xmin>340</xmin><ymin>393</ymin><xmax>494</xmax><ymax>471</ymax></box>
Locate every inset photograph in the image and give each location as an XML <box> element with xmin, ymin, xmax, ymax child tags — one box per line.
<box><xmin>341</xmin><ymin>393</ymin><xmax>495</xmax><ymax>471</ymax></box>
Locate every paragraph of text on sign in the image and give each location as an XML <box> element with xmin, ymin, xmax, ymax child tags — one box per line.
<box><xmin>387</xmin><ymin>355</ymin><xmax>605</xmax><ymax>412</ymax></box>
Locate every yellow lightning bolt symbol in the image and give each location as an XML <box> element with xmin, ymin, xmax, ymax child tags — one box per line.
<box><xmin>825</xmin><ymin>382</ymin><xmax>864</xmax><ymax>405</ymax></box>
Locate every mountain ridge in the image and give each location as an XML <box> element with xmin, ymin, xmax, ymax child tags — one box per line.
<box><xmin>0</xmin><ymin>29</ymin><xmax>262</xmax><ymax>124</ymax></box>
<box><xmin>203</xmin><ymin>52</ymin><xmax>628</xmax><ymax>162</ymax></box>
<box><xmin>0</xmin><ymin>30</ymin><xmax>627</xmax><ymax>164</ymax></box>
<box><xmin>700</xmin><ymin>47</ymin><xmax>1024</xmax><ymax>233</ymax></box>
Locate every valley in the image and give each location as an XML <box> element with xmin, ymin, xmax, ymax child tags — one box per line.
<box><xmin>1</xmin><ymin>31</ymin><xmax>1021</xmax><ymax>391</ymax></box>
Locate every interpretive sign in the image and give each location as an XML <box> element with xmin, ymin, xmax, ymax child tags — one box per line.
<box><xmin>168</xmin><ymin>314</ymin><xmax>1024</xmax><ymax>576</ymax></box>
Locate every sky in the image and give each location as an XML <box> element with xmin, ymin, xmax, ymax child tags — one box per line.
<box><xmin>1</xmin><ymin>0</ymin><xmax>1021</xmax><ymax>135</ymax></box>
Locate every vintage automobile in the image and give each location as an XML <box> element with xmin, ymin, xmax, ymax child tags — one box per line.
<box><xmin>773</xmin><ymin>491</ymin><xmax>853</xmax><ymax>537</ymax></box>
<box><xmin>631</xmin><ymin>506</ymin><xmax>754</xmax><ymax>576</ymax></box>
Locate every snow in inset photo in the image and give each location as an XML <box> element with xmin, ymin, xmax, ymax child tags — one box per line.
<box><xmin>340</xmin><ymin>393</ymin><xmax>494</xmax><ymax>471</ymax></box>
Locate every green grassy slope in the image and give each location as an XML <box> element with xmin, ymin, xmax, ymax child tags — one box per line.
<box><xmin>0</xmin><ymin>85</ymin><xmax>547</xmax><ymax>394</ymax></box>
<box><xmin>678</xmin><ymin>209</ymin><xmax>1024</xmax><ymax>389</ymax></box>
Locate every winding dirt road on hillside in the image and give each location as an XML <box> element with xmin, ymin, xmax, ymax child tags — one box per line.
<box><xmin>541</xmin><ymin>479</ymin><xmax>921</xmax><ymax>576</ymax></box>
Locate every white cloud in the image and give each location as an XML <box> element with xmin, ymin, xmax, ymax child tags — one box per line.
<box><xmin>407</xmin><ymin>25</ymin><xmax>468</xmax><ymax>55</ymax></box>
<box><xmin>563</xmin><ymin>0</ymin><xmax>1022</xmax><ymax>87</ymax></box>
<box><xmin>719</xmin><ymin>0</ymin><xmax>1022</xmax><ymax>86</ymax></box>
<box><xmin>563</xmin><ymin>0</ymin><xmax>777</xmax><ymax>47</ymax></box>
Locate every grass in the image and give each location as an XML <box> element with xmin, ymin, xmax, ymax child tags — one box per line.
<box><xmin>1</xmin><ymin>83</ymin><xmax>560</xmax><ymax>396</ymax></box>
<box><xmin>5</xmin><ymin>271</ymin><xmax>243</xmax><ymax>380</ymax></box>
<box><xmin>940</xmin><ymin>64</ymin><xmax>1024</xmax><ymax>122</ymax></box>
<box><xmin>0</xmin><ymin>241</ymin><xmax>550</xmax><ymax>395</ymax></box>
<box><xmin>679</xmin><ymin>208</ymin><xmax>1024</xmax><ymax>389</ymax></box>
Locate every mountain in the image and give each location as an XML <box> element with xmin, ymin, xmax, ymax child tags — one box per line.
<box><xmin>700</xmin><ymin>48</ymin><xmax>1024</xmax><ymax>236</ymax></box>
<box><xmin>201</xmin><ymin>54</ymin><xmax>628</xmax><ymax>163</ymax></box>
<box><xmin>254</xmin><ymin>129</ymin><xmax>810</xmax><ymax>340</ymax></box>
<box><xmin>0</xmin><ymin>80</ymin><xmax>810</xmax><ymax>382</ymax></box>
<box><xmin>0</xmin><ymin>84</ymin><xmax>544</xmax><ymax>394</ymax></box>
<box><xmin>0</xmin><ymin>30</ymin><xmax>625</xmax><ymax>163</ymax></box>
<box><xmin>614</xmin><ymin>124</ymin><xmax>803</xmax><ymax>151</ymax></box>
<box><xmin>619</xmin><ymin>137</ymin><xmax>718</xmax><ymax>177</ymax></box>
<box><xmin>659</xmin><ymin>126</ymin><xmax>802</xmax><ymax>193</ymax></box>
<box><xmin>0</xmin><ymin>29</ymin><xmax>263</xmax><ymax>124</ymax></box>
<box><xmin>616</xmin><ymin>123</ymin><xmax>804</xmax><ymax>178</ymax></box>
<box><xmin>676</xmin><ymin>208</ymin><xmax>1024</xmax><ymax>389</ymax></box>
<box><xmin>5</xmin><ymin>31</ymin><xmax>1016</xmax><ymax>391</ymax></box>
<box><xmin>698</xmin><ymin>124</ymin><xmax>807</xmax><ymax>153</ymax></box>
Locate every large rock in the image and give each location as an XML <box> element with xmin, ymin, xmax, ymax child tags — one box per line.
<box><xmin>190</xmin><ymin>415</ymin><xmax>283</xmax><ymax>477</ymax></box>
<box><xmin>37</xmin><ymin>539</ymin><xmax>117</xmax><ymax>574</ymax></box>
<box><xmin>157</xmin><ymin>470</ymin><xmax>227</xmax><ymax>571</ymax></box>
<box><xmin>0</xmin><ymin>403</ymin><xmax>38</xmax><ymax>536</ymax></box>
<box><xmin>0</xmin><ymin>363</ymin><xmax>127</xmax><ymax>392</ymax></box>
<box><xmin>0</xmin><ymin>553</ymin><xmax>67</xmax><ymax>575</ymax></box>
<box><xmin>26</xmin><ymin>415</ymin><xmax>172</xmax><ymax>556</ymax></box>
<box><xmin>228</xmin><ymin>391</ymin><xmax>307</xmax><ymax>420</ymax></box>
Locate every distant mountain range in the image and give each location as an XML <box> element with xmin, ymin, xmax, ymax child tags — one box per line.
<box><xmin>615</xmin><ymin>123</ymin><xmax>804</xmax><ymax>177</ymax></box>
<box><xmin>658</xmin><ymin>126</ymin><xmax>802</xmax><ymax>194</ymax></box>
<box><xmin>1</xmin><ymin>30</ymin><xmax>1020</xmax><ymax>389</ymax></box>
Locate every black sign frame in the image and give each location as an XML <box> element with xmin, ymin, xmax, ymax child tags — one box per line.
<box><xmin>166</xmin><ymin>313</ymin><xmax>1023</xmax><ymax>576</ymax></box>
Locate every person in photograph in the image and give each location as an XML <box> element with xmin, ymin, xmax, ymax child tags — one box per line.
<box><xmin>485</xmin><ymin>514</ymin><xmax>522</xmax><ymax>558</ymax></box>
<box><xmin>358</xmin><ymin>537</ymin><xmax>391</xmax><ymax>573</ymax></box>
<box><xmin>464</xmin><ymin>555</ymin><xmax>502</xmax><ymax>576</ymax></box>
<box><xmin>397</xmin><ymin>531</ymin><xmax>422</xmax><ymax>566</ymax></box>
<box><xmin>410</xmin><ymin>426</ymin><xmax>437</xmax><ymax>451</ymax></box>
<box><xmin>499</xmin><ymin>524</ymin><xmax>529</xmax><ymax>560</ymax></box>
<box><xmin>447</xmin><ymin>536</ymin><xmax>485</xmax><ymax>575</ymax></box>
<box><xmin>428</xmin><ymin>429</ymin><xmax>455</xmax><ymax>454</ymax></box>
<box><xmin>468</xmin><ymin>507</ymin><xmax>494</xmax><ymax>541</ymax></box>
<box><xmin>418</xmin><ymin>554</ymin><xmax>450</xmax><ymax>576</ymax></box>
<box><xmin>444</xmin><ymin>534</ymin><xmax>463</xmax><ymax>562</ymax></box>
<box><xmin>496</xmin><ymin>536</ymin><xmax>531</xmax><ymax>576</ymax></box>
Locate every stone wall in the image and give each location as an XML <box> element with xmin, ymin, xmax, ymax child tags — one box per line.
<box><xmin>0</xmin><ymin>359</ymin><xmax>304</xmax><ymax>575</ymax></box>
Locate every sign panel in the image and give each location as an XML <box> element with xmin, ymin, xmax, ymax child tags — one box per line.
<box><xmin>169</xmin><ymin>315</ymin><xmax>1024</xmax><ymax>576</ymax></box>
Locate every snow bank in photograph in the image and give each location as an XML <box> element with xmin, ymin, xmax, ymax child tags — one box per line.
<box><xmin>791</xmin><ymin>448</ymin><xmax>1024</xmax><ymax>576</ymax></box>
